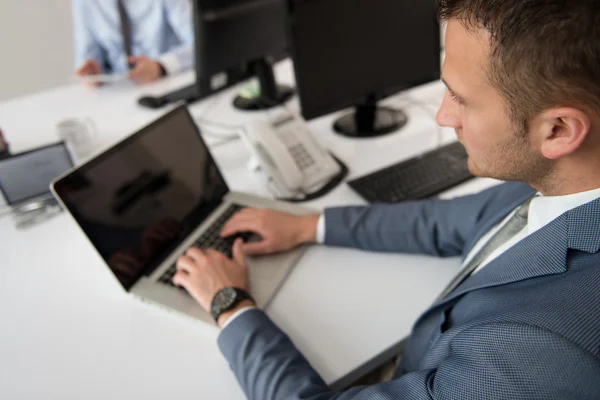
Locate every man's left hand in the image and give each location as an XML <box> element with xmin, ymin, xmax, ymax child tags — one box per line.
<box><xmin>128</xmin><ymin>56</ymin><xmax>164</xmax><ymax>83</ymax></box>
<box><xmin>173</xmin><ymin>239</ymin><xmax>249</xmax><ymax>312</ymax></box>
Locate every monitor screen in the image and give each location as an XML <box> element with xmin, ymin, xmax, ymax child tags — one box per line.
<box><xmin>287</xmin><ymin>0</ymin><xmax>441</xmax><ymax>120</ymax></box>
<box><xmin>195</xmin><ymin>0</ymin><xmax>288</xmax><ymax>75</ymax></box>
<box><xmin>53</xmin><ymin>106</ymin><xmax>229</xmax><ymax>289</ymax></box>
<box><xmin>0</xmin><ymin>142</ymin><xmax>73</xmax><ymax>205</ymax></box>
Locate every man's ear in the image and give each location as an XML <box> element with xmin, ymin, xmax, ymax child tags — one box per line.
<box><xmin>535</xmin><ymin>107</ymin><xmax>591</xmax><ymax>160</ymax></box>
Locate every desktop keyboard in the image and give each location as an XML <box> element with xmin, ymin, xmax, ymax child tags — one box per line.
<box><xmin>347</xmin><ymin>141</ymin><xmax>473</xmax><ymax>203</ymax></box>
<box><xmin>159</xmin><ymin>204</ymin><xmax>254</xmax><ymax>287</ymax></box>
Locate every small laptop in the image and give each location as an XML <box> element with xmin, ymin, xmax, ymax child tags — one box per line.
<box><xmin>0</xmin><ymin>141</ymin><xmax>74</xmax><ymax>216</ymax></box>
<box><xmin>52</xmin><ymin>105</ymin><xmax>313</xmax><ymax>325</ymax></box>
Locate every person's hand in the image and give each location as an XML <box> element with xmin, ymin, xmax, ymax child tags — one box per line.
<box><xmin>76</xmin><ymin>59</ymin><xmax>102</xmax><ymax>87</ymax></box>
<box><xmin>128</xmin><ymin>56</ymin><xmax>164</xmax><ymax>84</ymax></box>
<box><xmin>220</xmin><ymin>208</ymin><xmax>320</xmax><ymax>256</ymax></box>
<box><xmin>173</xmin><ymin>239</ymin><xmax>249</xmax><ymax>312</ymax></box>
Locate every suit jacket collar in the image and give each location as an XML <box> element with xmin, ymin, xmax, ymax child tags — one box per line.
<box><xmin>462</xmin><ymin>187</ymin><xmax>537</xmax><ymax>259</ymax></box>
<box><xmin>435</xmin><ymin>196</ymin><xmax>600</xmax><ymax>307</ymax></box>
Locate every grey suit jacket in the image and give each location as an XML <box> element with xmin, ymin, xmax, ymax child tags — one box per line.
<box><xmin>218</xmin><ymin>182</ymin><xmax>600</xmax><ymax>399</ymax></box>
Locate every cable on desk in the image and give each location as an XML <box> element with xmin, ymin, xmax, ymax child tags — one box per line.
<box><xmin>196</xmin><ymin>122</ymin><xmax>243</xmax><ymax>148</ymax></box>
<box><xmin>189</xmin><ymin>92</ymin><xmax>242</xmax><ymax>146</ymax></box>
<box><xmin>196</xmin><ymin>90</ymin><xmax>295</xmax><ymax>146</ymax></box>
<box><xmin>206</xmin><ymin>133</ymin><xmax>242</xmax><ymax>148</ymax></box>
<box><xmin>196</xmin><ymin>118</ymin><xmax>241</xmax><ymax>135</ymax></box>
<box><xmin>194</xmin><ymin>91</ymin><xmax>225</xmax><ymax>121</ymax></box>
<box><xmin>392</xmin><ymin>95</ymin><xmax>444</xmax><ymax>148</ymax></box>
<box><xmin>193</xmin><ymin>88</ymin><xmax>297</xmax><ymax>148</ymax></box>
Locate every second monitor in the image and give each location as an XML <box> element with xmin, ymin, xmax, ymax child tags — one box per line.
<box><xmin>140</xmin><ymin>0</ymin><xmax>292</xmax><ymax>110</ymax></box>
<box><xmin>285</xmin><ymin>0</ymin><xmax>441</xmax><ymax>137</ymax></box>
<box><xmin>194</xmin><ymin>0</ymin><xmax>294</xmax><ymax>110</ymax></box>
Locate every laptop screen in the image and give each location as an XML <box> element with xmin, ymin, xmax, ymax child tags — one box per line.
<box><xmin>0</xmin><ymin>142</ymin><xmax>73</xmax><ymax>205</ymax></box>
<box><xmin>53</xmin><ymin>106</ymin><xmax>229</xmax><ymax>289</ymax></box>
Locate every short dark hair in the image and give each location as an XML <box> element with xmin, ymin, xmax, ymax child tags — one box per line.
<box><xmin>438</xmin><ymin>0</ymin><xmax>600</xmax><ymax>131</ymax></box>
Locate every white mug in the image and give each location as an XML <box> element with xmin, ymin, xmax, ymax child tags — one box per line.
<box><xmin>56</xmin><ymin>117</ymin><xmax>97</xmax><ymax>161</ymax></box>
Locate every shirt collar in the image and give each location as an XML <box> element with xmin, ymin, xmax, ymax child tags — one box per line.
<box><xmin>527</xmin><ymin>187</ymin><xmax>600</xmax><ymax>235</ymax></box>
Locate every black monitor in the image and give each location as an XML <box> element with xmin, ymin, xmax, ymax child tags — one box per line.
<box><xmin>139</xmin><ymin>0</ymin><xmax>293</xmax><ymax>110</ymax></box>
<box><xmin>285</xmin><ymin>0</ymin><xmax>441</xmax><ymax>137</ymax></box>
<box><xmin>194</xmin><ymin>0</ymin><xmax>294</xmax><ymax>110</ymax></box>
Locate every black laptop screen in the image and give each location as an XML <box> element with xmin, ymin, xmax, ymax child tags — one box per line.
<box><xmin>53</xmin><ymin>106</ymin><xmax>229</xmax><ymax>289</ymax></box>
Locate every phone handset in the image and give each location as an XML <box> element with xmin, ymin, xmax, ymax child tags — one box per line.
<box><xmin>240</xmin><ymin>120</ymin><xmax>304</xmax><ymax>197</ymax></box>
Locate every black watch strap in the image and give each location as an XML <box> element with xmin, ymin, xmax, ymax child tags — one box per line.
<box><xmin>158</xmin><ymin>63</ymin><xmax>167</xmax><ymax>77</ymax></box>
<box><xmin>210</xmin><ymin>287</ymin><xmax>254</xmax><ymax>323</ymax></box>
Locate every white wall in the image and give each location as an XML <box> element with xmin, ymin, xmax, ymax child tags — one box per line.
<box><xmin>0</xmin><ymin>0</ymin><xmax>74</xmax><ymax>102</ymax></box>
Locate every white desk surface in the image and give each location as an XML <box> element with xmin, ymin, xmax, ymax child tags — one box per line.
<box><xmin>0</xmin><ymin>60</ymin><xmax>501</xmax><ymax>399</ymax></box>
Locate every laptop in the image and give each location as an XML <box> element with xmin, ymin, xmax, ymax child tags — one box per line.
<box><xmin>51</xmin><ymin>105</ymin><xmax>313</xmax><ymax>325</ymax></box>
<box><xmin>0</xmin><ymin>141</ymin><xmax>74</xmax><ymax>217</ymax></box>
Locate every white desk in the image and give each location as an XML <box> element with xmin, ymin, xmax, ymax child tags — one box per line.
<box><xmin>0</xmin><ymin>60</ymin><xmax>500</xmax><ymax>399</ymax></box>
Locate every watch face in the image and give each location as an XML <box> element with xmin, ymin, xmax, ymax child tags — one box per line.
<box><xmin>211</xmin><ymin>287</ymin><xmax>253</xmax><ymax>322</ymax></box>
<box><xmin>212</xmin><ymin>287</ymin><xmax>237</xmax><ymax>311</ymax></box>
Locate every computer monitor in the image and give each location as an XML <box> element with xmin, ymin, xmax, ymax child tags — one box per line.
<box><xmin>140</xmin><ymin>0</ymin><xmax>293</xmax><ymax>110</ymax></box>
<box><xmin>285</xmin><ymin>0</ymin><xmax>441</xmax><ymax>137</ymax></box>
<box><xmin>194</xmin><ymin>0</ymin><xmax>294</xmax><ymax>110</ymax></box>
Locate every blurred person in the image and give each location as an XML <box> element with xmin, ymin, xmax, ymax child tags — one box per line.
<box><xmin>72</xmin><ymin>0</ymin><xmax>194</xmax><ymax>85</ymax></box>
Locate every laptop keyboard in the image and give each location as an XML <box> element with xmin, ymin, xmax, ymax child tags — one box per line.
<box><xmin>158</xmin><ymin>204</ymin><xmax>253</xmax><ymax>288</ymax></box>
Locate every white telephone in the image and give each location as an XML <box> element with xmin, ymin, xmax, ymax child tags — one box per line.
<box><xmin>239</xmin><ymin>113</ymin><xmax>341</xmax><ymax>199</ymax></box>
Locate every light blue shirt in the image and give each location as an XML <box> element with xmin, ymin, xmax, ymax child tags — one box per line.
<box><xmin>72</xmin><ymin>0</ymin><xmax>194</xmax><ymax>75</ymax></box>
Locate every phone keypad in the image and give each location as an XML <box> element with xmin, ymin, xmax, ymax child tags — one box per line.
<box><xmin>274</xmin><ymin>120</ymin><xmax>341</xmax><ymax>190</ymax></box>
<box><xmin>279</xmin><ymin>128</ymin><xmax>316</xmax><ymax>171</ymax></box>
<box><xmin>289</xmin><ymin>144</ymin><xmax>316</xmax><ymax>170</ymax></box>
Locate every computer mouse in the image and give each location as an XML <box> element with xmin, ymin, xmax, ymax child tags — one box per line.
<box><xmin>138</xmin><ymin>95</ymin><xmax>167</xmax><ymax>109</ymax></box>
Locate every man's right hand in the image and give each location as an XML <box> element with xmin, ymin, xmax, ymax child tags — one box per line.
<box><xmin>76</xmin><ymin>59</ymin><xmax>102</xmax><ymax>87</ymax></box>
<box><xmin>220</xmin><ymin>209</ymin><xmax>320</xmax><ymax>256</ymax></box>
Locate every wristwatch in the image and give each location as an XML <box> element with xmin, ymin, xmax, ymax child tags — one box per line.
<box><xmin>210</xmin><ymin>287</ymin><xmax>254</xmax><ymax>323</ymax></box>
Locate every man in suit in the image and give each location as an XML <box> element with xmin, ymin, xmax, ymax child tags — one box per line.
<box><xmin>72</xmin><ymin>0</ymin><xmax>194</xmax><ymax>85</ymax></box>
<box><xmin>172</xmin><ymin>0</ymin><xmax>600</xmax><ymax>398</ymax></box>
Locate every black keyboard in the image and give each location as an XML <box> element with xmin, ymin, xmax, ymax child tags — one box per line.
<box><xmin>159</xmin><ymin>204</ymin><xmax>253</xmax><ymax>287</ymax></box>
<box><xmin>347</xmin><ymin>142</ymin><xmax>473</xmax><ymax>203</ymax></box>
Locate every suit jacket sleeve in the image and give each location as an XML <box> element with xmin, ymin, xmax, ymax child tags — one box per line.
<box><xmin>218</xmin><ymin>310</ymin><xmax>600</xmax><ymax>400</ymax></box>
<box><xmin>323</xmin><ymin>182</ymin><xmax>514</xmax><ymax>257</ymax></box>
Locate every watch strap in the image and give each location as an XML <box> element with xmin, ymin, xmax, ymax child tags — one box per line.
<box><xmin>210</xmin><ymin>287</ymin><xmax>253</xmax><ymax>322</ymax></box>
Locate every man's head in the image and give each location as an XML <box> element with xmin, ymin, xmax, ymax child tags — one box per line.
<box><xmin>436</xmin><ymin>0</ymin><xmax>600</xmax><ymax>193</ymax></box>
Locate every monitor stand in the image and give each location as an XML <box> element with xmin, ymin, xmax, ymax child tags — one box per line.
<box><xmin>333</xmin><ymin>95</ymin><xmax>407</xmax><ymax>138</ymax></box>
<box><xmin>233</xmin><ymin>58</ymin><xmax>294</xmax><ymax>111</ymax></box>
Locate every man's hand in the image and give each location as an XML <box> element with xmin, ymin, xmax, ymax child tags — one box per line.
<box><xmin>128</xmin><ymin>56</ymin><xmax>164</xmax><ymax>84</ymax></box>
<box><xmin>76</xmin><ymin>59</ymin><xmax>102</xmax><ymax>87</ymax></box>
<box><xmin>173</xmin><ymin>239</ymin><xmax>249</xmax><ymax>312</ymax></box>
<box><xmin>220</xmin><ymin>209</ymin><xmax>320</xmax><ymax>256</ymax></box>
